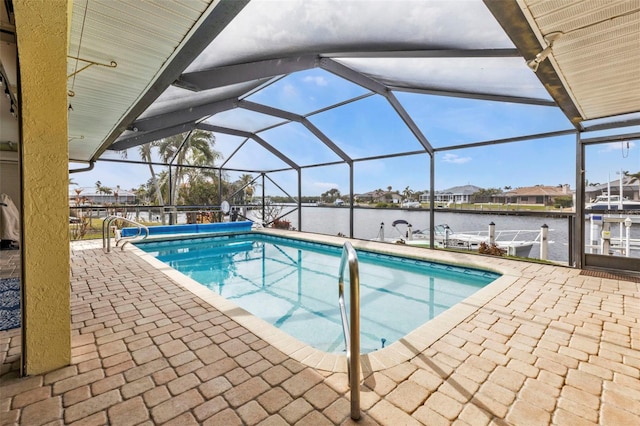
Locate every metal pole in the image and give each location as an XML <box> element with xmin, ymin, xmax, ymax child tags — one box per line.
<box><xmin>575</xmin><ymin>132</ymin><xmax>584</xmax><ymax>268</ymax></box>
<box><xmin>489</xmin><ymin>222</ymin><xmax>495</xmax><ymax>245</ymax></box>
<box><xmin>261</xmin><ymin>173</ymin><xmax>266</xmax><ymax>226</ymax></box>
<box><xmin>602</xmin><ymin>222</ymin><xmax>611</xmax><ymax>255</ymax></box>
<box><xmin>540</xmin><ymin>224</ymin><xmax>548</xmax><ymax>260</ymax></box>
<box><xmin>349</xmin><ymin>163</ymin><xmax>354</xmax><ymax>238</ymax></box>
<box><xmin>298</xmin><ymin>169</ymin><xmax>302</xmax><ymax>231</ymax></box>
<box><xmin>349</xmin><ymin>257</ymin><xmax>360</xmax><ymax>421</ymax></box>
<box><xmin>338</xmin><ymin>243</ymin><xmax>360</xmax><ymax>420</ymax></box>
<box><xmin>218</xmin><ymin>169</ymin><xmax>223</xmax><ymax>222</ymax></box>
<box><xmin>625</xmin><ymin>217</ymin><xmax>632</xmax><ymax>257</ymax></box>
<box><xmin>429</xmin><ymin>154</ymin><xmax>435</xmax><ymax>249</ymax></box>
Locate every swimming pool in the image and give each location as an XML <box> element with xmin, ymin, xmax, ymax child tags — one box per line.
<box><xmin>136</xmin><ymin>233</ymin><xmax>500</xmax><ymax>353</ymax></box>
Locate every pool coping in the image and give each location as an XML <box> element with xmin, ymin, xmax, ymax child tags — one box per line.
<box><xmin>127</xmin><ymin>229</ymin><xmax>526</xmax><ymax>374</ymax></box>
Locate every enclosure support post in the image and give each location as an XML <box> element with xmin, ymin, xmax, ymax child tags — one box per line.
<box><xmin>575</xmin><ymin>133</ymin><xmax>585</xmax><ymax>268</ymax></box>
<box><xmin>429</xmin><ymin>153</ymin><xmax>435</xmax><ymax>249</ymax></box>
<box><xmin>349</xmin><ymin>163</ymin><xmax>354</xmax><ymax>238</ymax></box>
<box><xmin>261</xmin><ymin>173</ymin><xmax>266</xmax><ymax>226</ymax></box>
<box><xmin>218</xmin><ymin>169</ymin><xmax>223</xmax><ymax>221</ymax></box>
<box><xmin>168</xmin><ymin>166</ymin><xmax>174</xmax><ymax>225</ymax></box>
<box><xmin>298</xmin><ymin>170</ymin><xmax>302</xmax><ymax>231</ymax></box>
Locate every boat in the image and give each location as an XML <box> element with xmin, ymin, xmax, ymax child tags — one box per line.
<box><xmin>585</xmin><ymin>194</ymin><xmax>640</xmax><ymax>211</ymax></box>
<box><xmin>401</xmin><ymin>201</ymin><xmax>421</xmax><ymax>208</ymax></box>
<box><xmin>375</xmin><ymin>220</ymin><xmax>539</xmax><ymax>257</ymax></box>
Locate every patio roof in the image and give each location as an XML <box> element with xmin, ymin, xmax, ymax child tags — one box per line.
<box><xmin>65</xmin><ymin>0</ymin><xmax>640</xmax><ymax>168</ymax></box>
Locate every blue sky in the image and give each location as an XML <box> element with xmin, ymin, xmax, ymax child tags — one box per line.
<box><xmin>71</xmin><ymin>68</ymin><xmax>639</xmax><ymax>197</ymax></box>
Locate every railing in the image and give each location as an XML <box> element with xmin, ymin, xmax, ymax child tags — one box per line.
<box><xmin>102</xmin><ymin>215</ymin><xmax>149</xmax><ymax>253</ymax></box>
<box><xmin>338</xmin><ymin>242</ymin><xmax>360</xmax><ymax>420</ymax></box>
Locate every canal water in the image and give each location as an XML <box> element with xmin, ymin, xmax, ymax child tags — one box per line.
<box><xmin>244</xmin><ymin>206</ymin><xmax>640</xmax><ymax>263</ymax></box>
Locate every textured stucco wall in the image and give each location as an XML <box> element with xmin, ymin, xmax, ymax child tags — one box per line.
<box><xmin>14</xmin><ymin>0</ymin><xmax>71</xmax><ymax>375</ymax></box>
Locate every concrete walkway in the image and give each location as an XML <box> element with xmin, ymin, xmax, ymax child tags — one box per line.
<box><xmin>1</xmin><ymin>238</ymin><xmax>639</xmax><ymax>425</ymax></box>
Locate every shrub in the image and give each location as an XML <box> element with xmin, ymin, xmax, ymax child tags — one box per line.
<box><xmin>478</xmin><ymin>242</ymin><xmax>505</xmax><ymax>256</ymax></box>
<box><xmin>272</xmin><ymin>219</ymin><xmax>291</xmax><ymax>230</ymax></box>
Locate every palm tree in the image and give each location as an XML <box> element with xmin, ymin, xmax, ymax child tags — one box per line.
<box><xmin>402</xmin><ymin>186</ymin><xmax>413</xmax><ymax>201</ymax></box>
<box><xmin>138</xmin><ymin>143</ymin><xmax>165</xmax><ymax>207</ymax></box>
<box><xmin>238</xmin><ymin>174</ymin><xmax>257</xmax><ymax>204</ymax></box>
<box><xmin>156</xmin><ymin>130</ymin><xmax>220</xmax><ymax>205</ymax></box>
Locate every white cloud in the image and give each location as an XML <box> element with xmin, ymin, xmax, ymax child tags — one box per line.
<box><xmin>302</xmin><ymin>76</ymin><xmax>328</xmax><ymax>87</ymax></box>
<box><xmin>282</xmin><ymin>83</ymin><xmax>298</xmax><ymax>97</ymax></box>
<box><xmin>441</xmin><ymin>153</ymin><xmax>471</xmax><ymax>164</ymax></box>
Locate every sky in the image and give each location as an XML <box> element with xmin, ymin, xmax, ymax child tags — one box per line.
<box><xmin>70</xmin><ymin>67</ymin><xmax>639</xmax><ymax>198</ymax></box>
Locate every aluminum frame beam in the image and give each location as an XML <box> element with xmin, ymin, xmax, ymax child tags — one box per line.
<box><xmin>323</xmin><ymin>48</ymin><xmax>521</xmax><ymax>59</ymax></box>
<box><xmin>197</xmin><ymin>123</ymin><xmax>300</xmax><ymax>171</ymax></box>
<box><xmin>321</xmin><ymin>58</ymin><xmax>434</xmax><ymax>154</ymax></box>
<box><xmin>175</xmin><ymin>55</ymin><xmax>321</xmax><ymax>91</ymax></box>
<box><xmin>130</xmin><ymin>97</ymin><xmax>239</xmax><ymax>133</ymax></box>
<box><xmin>110</xmin><ymin>122</ymin><xmax>197</xmax><ymax>151</ymax></box>
<box><xmin>434</xmin><ymin>129</ymin><xmax>577</xmax><ymax>152</ymax></box>
<box><xmin>390</xmin><ymin>86</ymin><xmax>557</xmax><ymax>107</ymax></box>
<box><xmin>95</xmin><ymin>0</ymin><xmax>251</xmax><ymax>161</ymax></box>
<box><xmin>238</xmin><ymin>100</ymin><xmax>353</xmax><ymax>163</ymax></box>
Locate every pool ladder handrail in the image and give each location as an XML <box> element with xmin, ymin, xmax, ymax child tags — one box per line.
<box><xmin>102</xmin><ymin>215</ymin><xmax>149</xmax><ymax>253</ymax></box>
<box><xmin>338</xmin><ymin>242</ymin><xmax>361</xmax><ymax>420</ymax></box>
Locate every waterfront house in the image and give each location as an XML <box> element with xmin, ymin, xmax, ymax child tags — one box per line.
<box><xmin>504</xmin><ymin>184</ymin><xmax>573</xmax><ymax>206</ymax></box>
<box><xmin>434</xmin><ymin>185</ymin><xmax>483</xmax><ymax>205</ymax></box>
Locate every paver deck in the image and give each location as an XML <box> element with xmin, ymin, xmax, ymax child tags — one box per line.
<box><xmin>1</xmin><ymin>235</ymin><xmax>639</xmax><ymax>425</ymax></box>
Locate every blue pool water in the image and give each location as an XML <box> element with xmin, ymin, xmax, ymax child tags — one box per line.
<box><xmin>136</xmin><ymin>233</ymin><xmax>500</xmax><ymax>353</ymax></box>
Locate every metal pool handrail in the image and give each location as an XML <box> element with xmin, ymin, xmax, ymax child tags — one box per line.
<box><xmin>338</xmin><ymin>241</ymin><xmax>360</xmax><ymax>420</ymax></box>
<box><xmin>102</xmin><ymin>215</ymin><xmax>149</xmax><ymax>253</ymax></box>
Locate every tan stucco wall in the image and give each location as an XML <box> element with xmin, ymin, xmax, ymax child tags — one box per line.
<box><xmin>14</xmin><ymin>0</ymin><xmax>71</xmax><ymax>375</ymax></box>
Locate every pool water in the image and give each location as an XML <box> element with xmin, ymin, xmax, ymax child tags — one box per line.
<box><xmin>136</xmin><ymin>233</ymin><xmax>500</xmax><ymax>353</ymax></box>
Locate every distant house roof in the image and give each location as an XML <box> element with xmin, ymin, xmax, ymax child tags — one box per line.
<box><xmin>505</xmin><ymin>185</ymin><xmax>571</xmax><ymax>197</ymax></box>
<box><xmin>438</xmin><ymin>185</ymin><xmax>483</xmax><ymax>195</ymax></box>
<box><xmin>69</xmin><ymin>188</ymin><xmax>136</xmax><ymax>197</ymax></box>
<box><xmin>585</xmin><ymin>177</ymin><xmax>637</xmax><ymax>194</ymax></box>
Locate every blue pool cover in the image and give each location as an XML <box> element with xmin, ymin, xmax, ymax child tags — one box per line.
<box><xmin>120</xmin><ymin>221</ymin><xmax>253</xmax><ymax>237</ymax></box>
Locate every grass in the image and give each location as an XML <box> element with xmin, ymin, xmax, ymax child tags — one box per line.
<box><xmin>70</xmin><ymin>217</ymin><xmax>162</xmax><ymax>241</ymax></box>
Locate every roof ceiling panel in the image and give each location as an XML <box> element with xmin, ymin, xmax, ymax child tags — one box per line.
<box><xmin>203</xmin><ymin>108</ymin><xmax>288</xmax><ymax>133</ymax></box>
<box><xmin>517</xmin><ymin>0</ymin><xmax>640</xmax><ymax>122</ymax></box>
<box><xmin>59</xmin><ymin>0</ymin><xmax>639</xmax><ymax>170</ymax></box>
<box><xmin>187</xmin><ymin>0</ymin><xmax>513</xmax><ymax>72</ymax></box>
<box><xmin>335</xmin><ymin>57</ymin><xmax>552</xmax><ymax>101</ymax></box>
<box><xmin>138</xmin><ymin>81</ymin><xmax>266</xmax><ymax>120</ymax></box>
<box><xmin>67</xmin><ymin>0</ymin><xmax>215</xmax><ymax>161</ymax></box>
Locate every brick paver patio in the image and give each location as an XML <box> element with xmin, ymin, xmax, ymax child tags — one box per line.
<box><xmin>1</xmin><ymin>237</ymin><xmax>639</xmax><ymax>425</ymax></box>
